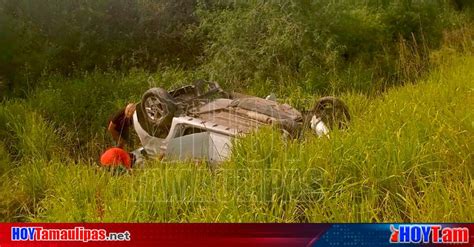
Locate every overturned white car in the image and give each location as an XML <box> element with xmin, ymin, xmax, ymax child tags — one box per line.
<box><xmin>132</xmin><ymin>81</ymin><xmax>350</xmax><ymax>163</ymax></box>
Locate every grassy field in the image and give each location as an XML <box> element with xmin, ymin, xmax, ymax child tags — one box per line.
<box><xmin>1</xmin><ymin>54</ymin><xmax>472</xmax><ymax>223</ymax></box>
<box><xmin>1</xmin><ymin>0</ymin><xmax>473</xmax><ymax>223</ymax></box>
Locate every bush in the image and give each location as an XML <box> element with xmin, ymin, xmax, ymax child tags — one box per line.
<box><xmin>194</xmin><ymin>0</ymin><xmax>467</xmax><ymax>93</ymax></box>
<box><xmin>0</xmin><ymin>0</ymin><xmax>200</xmax><ymax>96</ymax></box>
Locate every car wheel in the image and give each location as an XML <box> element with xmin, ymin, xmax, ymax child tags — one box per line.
<box><xmin>139</xmin><ymin>88</ymin><xmax>177</xmax><ymax>137</ymax></box>
<box><xmin>312</xmin><ymin>96</ymin><xmax>350</xmax><ymax>129</ymax></box>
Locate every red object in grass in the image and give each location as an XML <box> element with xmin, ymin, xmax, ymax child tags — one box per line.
<box><xmin>100</xmin><ymin>147</ymin><xmax>131</xmax><ymax>169</ymax></box>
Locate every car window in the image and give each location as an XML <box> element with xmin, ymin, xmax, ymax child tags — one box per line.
<box><xmin>182</xmin><ymin>127</ymin><xmax>205</xmax><ymax>136</ymax></box>
<box><xmin>166</xmin><ymin>132</ymin><xmax>210</xmax><ymax>160</ymax></box>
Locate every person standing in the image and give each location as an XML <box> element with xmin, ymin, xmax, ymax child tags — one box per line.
<box><xmin>108</xmin><ymin>103</ymin><xmax>136</xmax><ymax>148</ymax></box>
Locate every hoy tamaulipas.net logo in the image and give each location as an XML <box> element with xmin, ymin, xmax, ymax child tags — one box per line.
<box><xmin>11</xmin><ymin>226</ymin><xmax>131</xmax><ymax>242</ymax></box>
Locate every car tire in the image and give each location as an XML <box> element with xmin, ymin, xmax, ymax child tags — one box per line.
<box><xmin>312</xmin><ymin>96</ymin><xmax>350</xmax><ymax>129</ymax></box>
<box><xmin>139</xmin><ymin>87</ymin><xmax>177</xmax><ymax>137</ymax></box>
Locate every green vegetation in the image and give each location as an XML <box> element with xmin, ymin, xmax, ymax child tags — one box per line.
<box><xmin>0</xmin><ymin>0</ymin><xmax>473</xmax><ymax>222</ymax></box>
<box><xmin>1</xmin><ymin>55</ymin><xmax>472</xmax><ymax>222</ymax></box>
<box><xmin>1</xmin><ymin>0</ymin><xmax>473</xmax><ymax>96</ymax></box>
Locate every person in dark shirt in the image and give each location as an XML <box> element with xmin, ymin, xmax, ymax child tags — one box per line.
<box><xmin>108</xmin><ymin>103</ymin><xmax>136</xmax><ymax>148</ymax></box>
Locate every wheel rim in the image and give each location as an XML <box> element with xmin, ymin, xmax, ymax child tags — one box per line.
<box><xmin>144</xmin><ymin>96</ymin><xmax>165</xmax><ymax>121</ymax></box>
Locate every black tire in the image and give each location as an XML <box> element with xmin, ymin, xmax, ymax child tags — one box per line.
<box><xmin>312</xmin><ymin>96</ymin><xmax>350</xmax><ymax>129</ymax></box>
<box><xmin>139</xmin><ymin>88</ymin><xmax>177</xmax><ymax>137</ymax></box>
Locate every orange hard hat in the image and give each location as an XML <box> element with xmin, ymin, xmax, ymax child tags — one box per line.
<box><xmin>100</xmin><ymin>147</ymin><xmax>132</xmax><ymax>169</ymax></box>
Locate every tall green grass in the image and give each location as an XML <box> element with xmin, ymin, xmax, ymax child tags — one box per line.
<box><xmin>0</xmin><ymin>0</ymin><xmax>472</xmax><ymax>223</ymax></box>
<box><xmin>2</xmin><ymin>54</ymin><xmax>471</xmax><ymax>222</ymax></box>
<box><xmin>0</xmin><ymin>102</ymin><xmax>63</xmax><ymax>162</ymax></box>
<box><xmin>0</xmin><ymin>101</ymin><xmax>68</xmax><ymax>221</ymax></box>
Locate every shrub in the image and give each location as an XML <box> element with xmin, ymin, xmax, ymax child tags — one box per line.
<box><xmin>193</xmin><ymin>0</ymin><xmax>467</xmax><ymax>93</ymax></box>
<box><xmin>0</xmin><ymin>0</ymin><xmax>200</xmax><ymax>96</ymax></box>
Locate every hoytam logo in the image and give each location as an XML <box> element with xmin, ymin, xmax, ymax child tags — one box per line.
<box><xmin>390</xmin><ymin>225</ymin><xmax>469</xmax><ymax>244</ymax></box>
<box><xmin>11</xmin><ymin>227</ymin><xmax>131</xmax><ymax>242</ymax></box>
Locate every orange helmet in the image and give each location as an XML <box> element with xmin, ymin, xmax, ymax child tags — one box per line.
<box><xmin>100</xmin><ymin>147</ymin><xmax>132</xmax><ymax>169</ymax></box>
